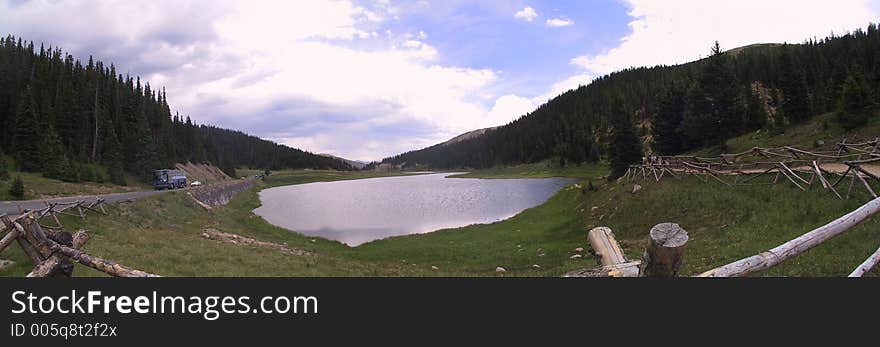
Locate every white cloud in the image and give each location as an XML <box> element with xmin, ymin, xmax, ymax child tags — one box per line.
<box><xmin>6</xmin><ymin>1</ymin><xmax>872</xmax><ymax>161</ymax></box>
<box><xmin>487</xmin><ymin>95</ymin><xmax>536</xmax><ymax>126</ymax></box>
<box><xmin>533</xmin><ymin>73</ymin><xmax>593</xmax><ymax>104</ymax></box>
<box><xmin>570</xmin><ymin>0</ymin><xmax>879</xmax><ymax>76</ymax></box>
<box><xmin>514</xmin><ymin>6</ymin><xmax>538</xmax><ymax>22</ymax></box>
<box><xmin>545</xmin><ymin>18</ymin><xmax>574</xmax><ymax>27</ymax></box>
<box><xmin>0</xmin><ymin>0</ymin><xmax>512</xmax><ymax>161</ymax></box>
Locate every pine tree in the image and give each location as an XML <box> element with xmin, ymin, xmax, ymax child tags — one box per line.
<box><xmin>102</xmin><ymin>124</ymin><xmax>126</xmax><ymax>185</ymax></box>
<box><xmin>131</xmin><ymin>103</ymin><xmax>159</xmax><ymax>180</ymax></box>
<box><xmin>220</xmin><ymin>157</ymin><xmax>237</xmax><ymax>178</ymax></box>
<box><xmin>12</xmin><ymin>86</ymin><xmax>42</xmax><ymax>171</ymax></box>
<box><xmin>681</xmin><ymin>42</ymin><xmax>742</xmax><ymax>147</ymax></box>
<box><xmin>704</xmin><ymin>42</ymin><xmax>743</xmax><ymax>135</ymax></box>
<box><xmin>9</xmin><ymin>175</ymin><xmax>25</xmax><ymax>199</ymax></box>
<box><xmin>652</xmin><ymin>88</ymin><xmax>687</xmax><ymax>154</ymax></box>
<box><xmin>779</xmin><ymin>47</ymin><xmax>812</xmax><ymax>123</ymax></box>
<box><xmin>745</xmin><ymin>86</ymin><xmax>768</xmax><ymax>130</ymax></box>
<box><xmin>42</xmin><ymin>127</ymin><xmax>75</xmax><ymax>181</ymax></box>
<box><xmin>681</xmin><ymin>81</ymin><xmax>717</xmax><ymax>145</ymax></box>
<box><xmin>837</xmin><ymin>69</ymin><xmax>875</xmax><ymax>130</ymax></box>
<box><xmin>608</xmin><ymin>100</ymin><xmax>642</xmax><ymax>180</ymax></box>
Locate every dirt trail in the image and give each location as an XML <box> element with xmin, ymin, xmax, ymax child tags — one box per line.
<box><xmin>201</xmin><ymin>229</ymin><xmax>313</xmax><ymax>256</ymax></box>
<box><xmin>814</xmin><ymin>163</ymin><xmax>880</xmax><ymax>176</ymax></box>
<box><xmin>721</xmin><ymin>163</ymin><xmax>880</xmax><ymax>176</ymax></box>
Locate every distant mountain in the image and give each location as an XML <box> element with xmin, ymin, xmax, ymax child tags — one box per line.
<box><xmin>439</xmin><ymin>127</ymin><xmax>498</xmax><ymax>146</ymax></box>
<box><xmin>724</xmin><ymin>43</ymin><xmax>782</xmax><ymax>57</ymax></box>
<box><xmin>319</xmin><ymin>154</ymin><xmax>368</xmax><ymax>169</ymax></box>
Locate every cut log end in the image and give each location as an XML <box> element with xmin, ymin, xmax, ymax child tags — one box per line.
<box><xmin>641</xmin><ymin>223</ymin><xmax>689</xmax><ymax>277</ymax></box>
<box><xmin>649</xmin><ymin>223</ymin><xmax>689</xmax><ymax>248</ymax></box>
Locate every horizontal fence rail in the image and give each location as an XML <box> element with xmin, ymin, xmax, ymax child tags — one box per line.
<box><xmin>698</xmin><ymin>196</ymin><xmax>880</xmax><ymax>277</ymax></box>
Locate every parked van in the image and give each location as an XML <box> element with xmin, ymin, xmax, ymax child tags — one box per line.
<box><xmin>153</xmin><ymin>169</ymin><xmax>188</xmax><ymax>190</ymax></box>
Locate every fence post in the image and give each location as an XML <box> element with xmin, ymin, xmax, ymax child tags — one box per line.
<box><xmin>640</xmin><ymin>223</ymin><xmax>688</xmax><ymax>277</ymax></box>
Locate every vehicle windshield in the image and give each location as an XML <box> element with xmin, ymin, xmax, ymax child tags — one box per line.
<box><xmin>154</xmin><ymin>171</ymin><xmax>169</xmax><ymax>182</ymax></box>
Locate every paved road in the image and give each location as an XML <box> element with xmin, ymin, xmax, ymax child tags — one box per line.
<box><xmin>0</xmin><ymin>189</ymin><xmax>170</xmax><ymax>215</ymax></box>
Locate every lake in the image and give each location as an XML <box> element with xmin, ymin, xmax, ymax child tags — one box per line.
<box><xmin>253</xmin><ymin>173</ymin><xmax>575</xmax><ymax>246</ymax></box>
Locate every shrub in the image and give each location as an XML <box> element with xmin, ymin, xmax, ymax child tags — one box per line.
<box><xmin>79</xmin><ymin>165</ymin><xmax>96</xmax><ymax>182</ymax></box>
<box><xmin>9</xmin><ymin>176</ymin><xmax>25</xmax><ymax>199</ymax></box>
<box><xmin>0</xmin><ymin>157</ymin><xmax>9</xmax><ymax>181</ymax></box>
<box><xmin>837</xmin><ymin>71</ymin><xmax>875</xmax><ymax>130</ymax></box>
<box><xmin>582</xmin><ymin>181</ymin><xmax>597</xmax><ymax>193</ymax></box>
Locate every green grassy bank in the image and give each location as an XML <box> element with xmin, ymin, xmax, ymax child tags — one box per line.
<box><xmin>3</xmin><ymin>111</ymin><xmax>879</xmax><ymax>277</ymax></box>
<box><xmin>2</xmin><ymin>163</ymin><xmax>877</xmax><ymax>277</ymax></box>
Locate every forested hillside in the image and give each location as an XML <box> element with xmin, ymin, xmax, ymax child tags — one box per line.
<box><xmin>0</xmin><ymin>35</ymin><xmax>351</xmax><ymax>185</ymax></box>
<box><xmin>383</xmin><ymin>24</ymin><xmax>880</xmax><ymax>178</ymax></box>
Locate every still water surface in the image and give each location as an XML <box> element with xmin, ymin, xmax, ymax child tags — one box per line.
<box><xmin>253</xmin><ymin>173</ymin><xmax>574</xmax><ymax>246</ymax></box>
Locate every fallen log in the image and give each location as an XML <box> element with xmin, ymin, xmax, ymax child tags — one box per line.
<box><xmin>17</xmin><ymin>237</ymin><xmax>43</xmax><ymax>265</ymax></box>
<box><xmin>52</xmin><ymin>244</ymin><xmax>159</xmax><ymax>277</ymax></box>
<box><xmin>699</xmin><ymin>196</ymin><xmax>880</xmax><ymax>277</ymax></box>
<box><xmin>587</xmin><ymin>227</ymin><xmax>628</xmax><ymax>266</ymax></box>
<box><xmin>564</xmin><ymin>261</ymin><xmax>642</xmax><ymax>277</ymax></box>
<box><xmin>18</xmin><ymin>218</ymin><xmax>54</xmax><ymax>258</ymax></box>
<box><xmin>0</xmin><ymin>228</ymin><xmax>19</xmax><ymax>254</ymax></box>
<box><xmin>27</xmin><ymin>230</ymin><xmax>89</xmax><ymax>278</ymax></box>
<box><xmin>573</xmin><ymin>227</ymin><xmax>640</xmax><ymax>277</ymax></box>
<box><xmin>1</xmin><ymin>216</ymin><xmax>44</xmax><ymax>264</ymax></box>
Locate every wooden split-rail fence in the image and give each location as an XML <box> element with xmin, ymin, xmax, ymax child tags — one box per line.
<box><xmin>1</xmin><ymin>178</ymin><xmax>259</xmax><ymax>278</ymax></box>
<box><xmin>0</xmin><ymin>199</ymin><xmax>158</xmax><ymax>277</ymax></box>
<box><xmin>570</xmin><ymin>138</ymin><xmax>880</xmax><ymax>277</ymax></box>
<box><xmin>624</xmin><ymin>137</ymin><xmax>880</xmax><ymax>200</ymax></box>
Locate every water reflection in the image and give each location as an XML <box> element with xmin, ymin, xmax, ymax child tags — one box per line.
<box><xmin>253</xmin><ymin>173</ymin><xmax>574</xmax><ymax>246</ymax></box>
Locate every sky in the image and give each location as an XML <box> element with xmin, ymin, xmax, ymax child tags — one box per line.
<box><xmin>0</xmin><ymin>0</ymin><xmax>878</xmax><ymax>162</ymax></box>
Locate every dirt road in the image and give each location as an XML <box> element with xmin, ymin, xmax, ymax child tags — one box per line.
<box><xmin>0</xmin><ymin>189</ymin><xmax>170</xmax><ymax>215</ymax></box>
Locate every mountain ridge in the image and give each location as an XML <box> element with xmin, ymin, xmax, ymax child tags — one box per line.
<box><xmin>380</xmin><ymin>26</ymin><xmax>880</xmax><ymax>171</ymax></box>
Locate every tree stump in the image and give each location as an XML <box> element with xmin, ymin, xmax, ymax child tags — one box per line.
<box><xmin>640</xmin><ymin>223</ymin><xmax>688</xmax><ymax>277</ymax></box>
